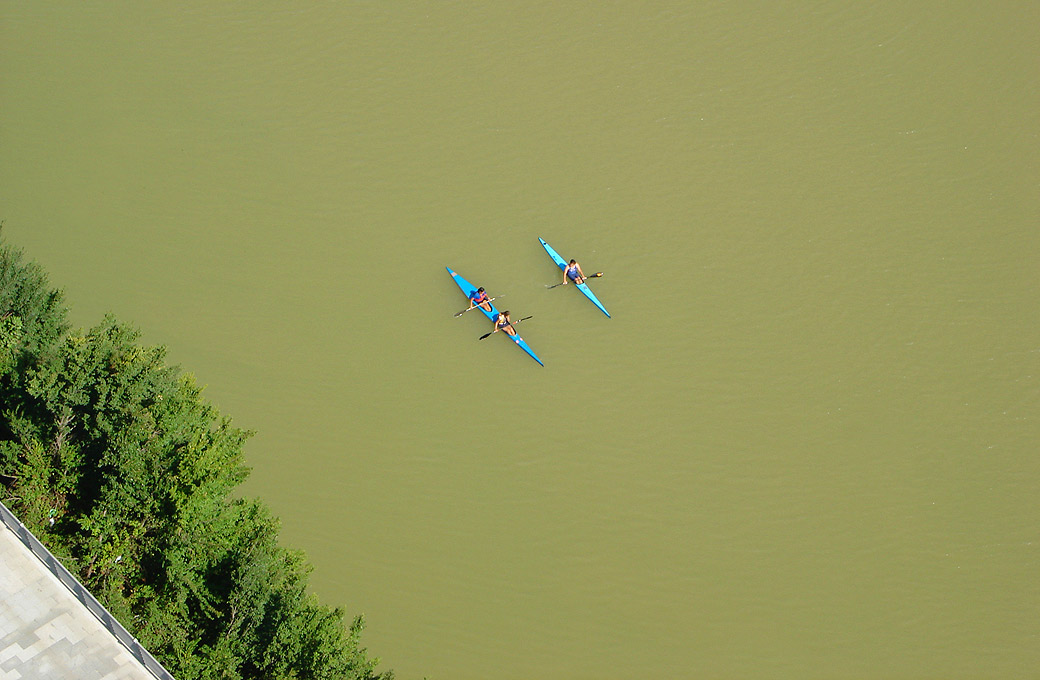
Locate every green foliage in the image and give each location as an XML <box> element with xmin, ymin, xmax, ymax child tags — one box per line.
<box><xmin>0</xmin><ymin>313</ymin><xmax>24</xmax><ymax>375</ymax></box>
<box><xmin>3</xmin><ymin>429</ymin><xmax>82</xmax><ymax>535</ymax></box>
<box><xmin>0</xmin><ymin>236</ymin><xmax>391</xmax><ymax>680</ymax></box>
<box><xmin>0</xmin><ymin>237</ymin><xmax>69</xmax><ymax>370</ymax></box>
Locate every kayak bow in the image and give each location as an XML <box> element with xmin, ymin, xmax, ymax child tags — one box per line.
<box><xmin>446</xmin><ymin>267</ymin><xmax>544</xmax><ymax>366</ymax></box>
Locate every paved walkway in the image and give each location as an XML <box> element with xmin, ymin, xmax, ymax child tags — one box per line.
<box><xmin>0</xmin><ymin>519</ymin><xmax>159</xmax><ymax>680</ymax></box>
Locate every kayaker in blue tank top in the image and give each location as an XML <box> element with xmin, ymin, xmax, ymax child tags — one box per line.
<box><xmin>563</xmin><ymin>259</ymin><xmax>586</xmax><ymax>285</ymax></box>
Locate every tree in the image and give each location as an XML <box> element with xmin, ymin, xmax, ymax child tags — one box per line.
<box><xmin>0</xmin><ymin>235</ymin><xmax>69</xmax><ymax>372</ymax></box>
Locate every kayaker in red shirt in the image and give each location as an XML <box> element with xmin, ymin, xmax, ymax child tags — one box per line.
<box><xmin>467</xmin><ymin>287</ymin><xmax>493</xmax><ymax>313</ymax></box>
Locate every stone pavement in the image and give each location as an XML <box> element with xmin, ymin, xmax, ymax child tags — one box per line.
<box><xmin>0</xmin><ymin>519</ymin><xmax>161</xmax><ymax>680</ymax></box>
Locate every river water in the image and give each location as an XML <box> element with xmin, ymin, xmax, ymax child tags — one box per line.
<box><xmin>2</xmin><ymin>3</ymin><xmax>1038</xmax><ymax>678</ymax></box>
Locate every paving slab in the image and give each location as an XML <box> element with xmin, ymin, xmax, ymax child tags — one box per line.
<box><xmin>0</xmin><ymin>516</ymin><xmax>163</xmax><ymax>680</ymax></box>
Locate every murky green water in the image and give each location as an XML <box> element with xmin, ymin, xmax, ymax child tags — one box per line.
<box><xmin>3</xmin><ymin>2</ymin><xmax>1038</xmax><ymax>678</ymax></box>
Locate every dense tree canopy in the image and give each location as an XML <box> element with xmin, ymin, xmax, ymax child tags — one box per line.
<box><xmin>0</xmin><ymin>235</ymin><xmax>391</xmax><ymax>680</ymax></box>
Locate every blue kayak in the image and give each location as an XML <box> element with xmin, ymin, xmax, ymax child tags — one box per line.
<box><xmin>539</xmin><ymin>238</ymin><xmax>610</xmax><ymax>318</ymax></box>
<box><xmin>446</xmin><ymin>267</ymin><xmax>544</xmax><ymax>366</ymax></box>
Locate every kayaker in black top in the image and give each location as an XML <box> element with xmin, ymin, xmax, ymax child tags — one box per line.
<box><xmin>494</xmin><ymin>310</ymin><xmax>519</xmax><ymax>337</ymax></box>
<box><xmin>563</xmin><ymin>259</ymin><xmax>586</xmax><ymax>285</ymax></box>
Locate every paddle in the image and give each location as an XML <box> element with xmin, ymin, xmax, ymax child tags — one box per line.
<box><xmin>479</xmin><ymin>316</ymin><xmax>533</xmax><ymax>340</ymax></box>
<box><xmin>454</xmin><ymin>295</ymin><xmax>499</xmax><ymax>317</ymax></box>
<box><xmin>546</xmin><ymin>272</ymin><xmax>603</xmax><ymax>289</ymax></box>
